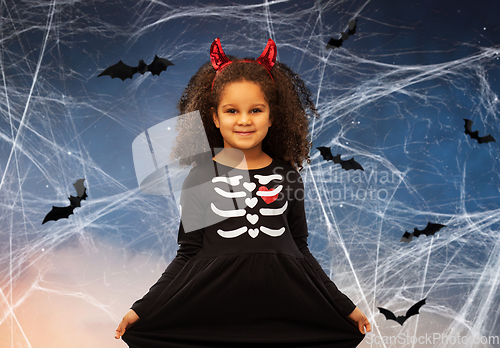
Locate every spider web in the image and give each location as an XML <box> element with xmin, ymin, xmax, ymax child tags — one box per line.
<box><xmin>0</xmin><ymin>0</ymin><xmax>499</xmax><ymax>347</ymax></box>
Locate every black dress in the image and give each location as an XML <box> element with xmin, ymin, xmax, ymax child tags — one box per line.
<box><xmin>122</xmin><ymin>157</ymin><xmax>365</xmax><ymax>347</ymax></box>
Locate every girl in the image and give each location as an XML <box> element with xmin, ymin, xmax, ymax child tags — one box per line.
<box><xmin>116</xmin><ymin>37</ymin><xmax>370</xmax><ymax>347</ymax></box>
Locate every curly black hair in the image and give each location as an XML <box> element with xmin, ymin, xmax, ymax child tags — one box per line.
<box><xmin>170</xmin><ymin>53</ymin><xmax>320</xmax><ymax>172</ymax></box>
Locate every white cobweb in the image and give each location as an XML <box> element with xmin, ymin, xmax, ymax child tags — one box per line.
<box><xmin>0</xmin><ymin>0</ymin><xmax>499</xmax><ymax>347</ymax></box>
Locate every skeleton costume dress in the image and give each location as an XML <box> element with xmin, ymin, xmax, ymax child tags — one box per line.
<box><xmin>122</xmin><ymin>157</ymin><xmax>365</xmax><ymax>348</ymax></box>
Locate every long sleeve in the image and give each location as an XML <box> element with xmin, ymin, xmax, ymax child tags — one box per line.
<box><xmin>130</xmin><ymin>168</ymin><xmax>205</xmax><ymax>319</ymax></box>
<box><xmin>130</xmin><ymin>224</ymin><xmax>203</xmax><ymax>319</ymax></box>
<box><xmin>287</xmin><ymin>170</ymin><xmax>357</xmax><ymax>318</ymax></box>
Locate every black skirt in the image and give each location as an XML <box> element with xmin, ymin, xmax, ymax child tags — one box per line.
<box><xmin>122</xmin><ymin>253</ymin><xmax>364</xmax><ymax>347</ymax></box>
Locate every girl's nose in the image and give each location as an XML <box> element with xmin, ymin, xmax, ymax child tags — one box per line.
<box><xmin>237</xmin><ymin>113</ymin><xmax>252</xmax><ymax>124</ymax></box>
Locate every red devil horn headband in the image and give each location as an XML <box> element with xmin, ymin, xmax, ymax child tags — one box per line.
<box><xmin>210</xmin><ymin>37</ymin><xmax>277</xmax><ymax>91</ymax></box>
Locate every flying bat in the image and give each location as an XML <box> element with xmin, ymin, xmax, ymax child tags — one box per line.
<box><xmin>317</xmin><ymin>147</ymin><xmax>364</xmax><ymax>171</ymax></box>
<box><xmin>42</xmin><ymin>179</ymin><xmax>88</xmax><ymax>224</ymax></box>
<box><xmin>401</xmin><ymin>222</ymin><xmax>446</xmax><ymax>243</ymax></box>
<box><xmin>378</xmin><ymin>298</ymin><xmax>426</xmax><ymax>325</ymax></box>
<box><xmin>327</xmin><ymin>18</ymin><xmax>358</xmax><ymax>49</ymax></box>
<box><xmin>98</xmin><ymin>55</ymin><xmax>174</xmax><ymax>81</ymax></box>
<box><xmin>463</xmin><ymin>119</ymin><xmax>496</xmax><ymax>144</ymax></box>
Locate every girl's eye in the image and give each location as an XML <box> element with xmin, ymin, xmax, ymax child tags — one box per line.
<box><xmin>223</xmin><ymin>108</ymin><xmax>262</xmax><ymax>114</ymax></box>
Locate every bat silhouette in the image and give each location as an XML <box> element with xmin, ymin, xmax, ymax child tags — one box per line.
<box><xmin>42</xmin><ymin>179</ymin><xmax>88</xmax><ymax>224</ymax></box>
<box><xmin>378</xmin><ymin>298</ymin><xmax>426</xmax><ymax>325</ymax></box>
<box><xmin>317</xmin><ymin>147</ymin><xmax>364</xmax><ymax>171</ymax></box>
<box><xmin>98</xmin><ymin>55</ymin><xmax>174</xmax><ymax>81</ymax></box>
<box><xmin>327</xmin><ymin>18</ymin><xmax>358</xmax><ymax>49</ymax></box>
<box><xmin>401</xmin><ymin>222</ymin><xmax>446</xmax><ymax>243</ymax></box>
<box><xmin>463</xmin><ymin>119</ymin><xmax>496</xmax><ymax>144</ymax></box>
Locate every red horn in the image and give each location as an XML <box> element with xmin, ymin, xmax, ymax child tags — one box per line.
<box><xmin>210</xmin><ymin>37</ymin><xmax>232</xmax><ymax>72</ymax></box>
<box><xmin>256</xmin><ymin>38</ymin><xmax>277</xmax><ymax>73</ymax></box>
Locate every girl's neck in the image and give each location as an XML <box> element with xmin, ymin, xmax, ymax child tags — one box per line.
<box><xmin>213</xmin><ymin>149</ymin><xmax>272</xmax><ymax>170</ymax></box>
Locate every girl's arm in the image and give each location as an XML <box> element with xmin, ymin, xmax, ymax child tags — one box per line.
<box><xmin>288</xmin><ymin>171</ymin><xmax>357</xmax><ymax>318</ymax></box>
<box><xmin>130</xmin><ymin>168</ymin><xmax>205</xmax><ymax>319</ymax></box>
<box><xmin>130</xmin><ymin>224</ymin><xmax>203</xmax><ymax>319</ymax></box>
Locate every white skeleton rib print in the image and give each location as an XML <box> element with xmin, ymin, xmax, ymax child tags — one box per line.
<box><xmin>211</xmin><ymin>173</ymin><xmax>287</xmax><ymax>239</ymax></box>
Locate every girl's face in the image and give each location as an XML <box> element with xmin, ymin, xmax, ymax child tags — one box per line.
<box><xmin>212</xmin><ymin>80</ymin><xmax>272</xmax><ymax>155</ymax></box>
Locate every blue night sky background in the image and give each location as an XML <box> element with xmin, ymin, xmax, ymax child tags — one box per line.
<box><xmin>0</xmin><ymin>0</ymin><xmax>499</xmax><ymax>347</ymax></box>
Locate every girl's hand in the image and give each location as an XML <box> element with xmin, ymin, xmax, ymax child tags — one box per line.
<box><xmin>347</xmin><ymin>307</ymin><xmax>371</xmax><ymax>334</ymax></box>
<box><xmin>115</xmin><ymin>309</ymin><xmax>140</xmax><ymax>339</ymax></box>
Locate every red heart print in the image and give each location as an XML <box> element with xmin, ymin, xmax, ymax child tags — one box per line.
<box><xmin>259</xmin><ymin>186</ymin><xmax>279</xmax><ymax>204</ymax></box>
